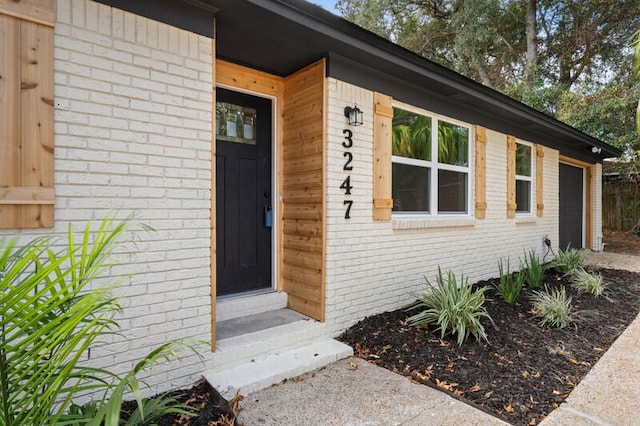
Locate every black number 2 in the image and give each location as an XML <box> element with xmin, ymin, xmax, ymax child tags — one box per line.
<box><xmin>343</xmin><ymin>152</ymin><xmax>353</xmax><ymax>171</ymax></box>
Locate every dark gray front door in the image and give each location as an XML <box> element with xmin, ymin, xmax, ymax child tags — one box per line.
<box><xmin>559</xmin><ymin>163</ymin><xmax>584</xmax><ymax>250</ymax></box>
<box><xmin>216</xmin><ymin>89</ymin><xmax>272</xmax><ymax>296</ymax></box>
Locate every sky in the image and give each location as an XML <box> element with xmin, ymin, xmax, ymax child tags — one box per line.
<box><xmin>311</xmin><ymin>0</ymin><xmax>339</xmax><ymax>14</ymax></box>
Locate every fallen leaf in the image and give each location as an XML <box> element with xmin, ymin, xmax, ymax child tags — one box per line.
<box><xmin>593</xmin><ymin>347</ymin><xmax>605</xmax><ymax>352</ymax></box>
<box><xmin>529</xmin><ymin>419</ymin><xmax>537</xmax><ymax>425</ymax></box>
<box><xmin>533</xmin><ymin>372</ymin><xmax>541</xmax><ymax>378</ymax></box>
<box><xmin>504</xmin><ymin>403</ymin><xmax>514</xmax><ymax>413</ymax></box>
<box><xmin>291</xmin><ymin>376</ymin><xmax>304</xmax><ymax>383</ymax></box>
<box><xmin>469</xmin><ymin>384</ymin><xmax>481</xmax><ymax>392</ymax></box>
<box><xmin>347</xmin><ymin>361</ymin><xmax>358</xmax><ymax>370</ymax></box>
<box><xmin>454</xmin><ymin>389</ymin><xmax>464</xmax><ymax>397</ymax></box>
<box><xmin>522</xmin><ymin>371</ymin><xmax>529</xmax><ymax>378</ymax></box>
<box><xmin>569</xmin><ymin>358</ymin><xmax>580</xmax><ymax>365</ymax></box>
<box><xmin>485</xmin><ymin>390</ymin><xmax>494</xmax><ymax>398</ymax></box>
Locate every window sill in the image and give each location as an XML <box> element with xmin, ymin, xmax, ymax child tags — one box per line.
<box><xmin>515</xmin><ymin>215</ymin><xmax>537</xmax><ymax>224</ymax></box>
<box><xmin>392</xmin><ymin>216</ymin><xmax>476</xmax><ymax>230</ymax></box>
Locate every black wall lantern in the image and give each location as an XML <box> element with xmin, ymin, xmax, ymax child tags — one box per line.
<box><xmin>344</xmin><ymin>104</ymin><xmax>363</xmax><ymax>126</ymax></box>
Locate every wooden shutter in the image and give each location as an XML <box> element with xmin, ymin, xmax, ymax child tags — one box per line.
<box><xmin>372</xmin><ymin>92</ymin><xmax>393</xmax><ymax>221</ymax></box>
<box><xmin>536</xmin><ymin>144</ymin><xmax>544</xmax><ymax>217</ymax></box>
<box><xmin>506</xmin><ymin>135</ymin><xmax>516</xmax><ymax>218</ymax></box>
<box><xmin>0</xmin><ymin>0</ymin><xmax>55</xmax><ymax>229</ymax></box>
<box><xmin>475</xmin><ymin>126</ymin><xmax>487</xmax><ymax>219</ymax></box>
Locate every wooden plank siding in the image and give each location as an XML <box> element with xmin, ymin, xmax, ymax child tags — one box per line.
<box><xmin>281</xmin><ymin>59</ymin><xmax>326</xmax><ymax>321</ymax></box>
<box><xmin>0</xmin><ymin>2</ymin><xmax>54</xmax><ymax>229</ymax></box>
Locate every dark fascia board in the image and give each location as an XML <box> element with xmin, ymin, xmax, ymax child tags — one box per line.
<box><xmin>246</xmin><ymin>0</ymin><xmax>622</xmax><ymax>161</ymax></box>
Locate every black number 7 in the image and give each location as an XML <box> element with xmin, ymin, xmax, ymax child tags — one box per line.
<box><xmin>343</xmin><ymin>200</ymin><xmax>353</xmax><ymax>219</ymax></box>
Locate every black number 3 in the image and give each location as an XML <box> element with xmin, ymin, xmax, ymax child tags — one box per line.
<box><xmin>342</xmin><ymin>129</ymin><xmax>353</xmax><ymax>148</ymax></box>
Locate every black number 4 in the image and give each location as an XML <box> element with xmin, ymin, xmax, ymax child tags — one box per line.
<box><xmin>340</xmin><ymin>175</ymin><xmax>353</xmax><ymax>195</ymax></box>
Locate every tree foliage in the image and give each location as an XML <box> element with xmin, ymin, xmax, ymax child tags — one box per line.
<box><xmin>335</xmin><ymin>0</ymin><xmax>640</xmax><ymax>153</ymax></box>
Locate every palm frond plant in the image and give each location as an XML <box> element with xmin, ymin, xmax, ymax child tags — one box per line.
<box><xmin>531</xmin><ymin>286</ymin><xmax>574</xmax><ymax>329</ymax></box>
<box><xmin>392</xmin><ymin>107</ymin><xmax>432</xmax><ymax>160</ymax></box>
<box><xmin>495</xmin><ymin>258</ymin><xmax>525</xmax><ymax>304</ymax></box>
<box><xmin>405</xmin><ymin>267</ymin><xmax>493</xmax><ymax>345</ymax></box>
<box><xmin>551</xmin><ymin>246</ymin><xmax>586</xmax><ymax>276</ymax></box>
<box><xmin>570</xmin><ymin>268</ymin><xmax>607</xmax><ymax>297</ymax></box>
<box><xmin>0</xmin><ymin>217</ymin><xmax>200</xmax><ymax>426</ymax></box>
<box><xmin>521</xmin><ymin>249</ymin><xmax>546</xmax><ymax>288</ymax></box>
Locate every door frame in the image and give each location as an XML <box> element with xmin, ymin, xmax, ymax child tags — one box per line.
<box><xmin>215</xmin><ymin>88</ymin><xmax>276</xmax><ymax>297</ymax></box>
<box><xmin>211</xmin><ymin>59</ymin><xmax>285</xmax><ymax>346</ymax></box>
<box><xmin>215</xmin><ymin>83</ymin><xmax>279</xmax><ymax>296</ymax></box>
<box><xmin>559</xmin><ymin>156</ymin><xmax>593</xmax><ymax>250</ymax></box>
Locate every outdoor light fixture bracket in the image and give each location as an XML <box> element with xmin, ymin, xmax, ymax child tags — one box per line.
<box><xmin>591</xmin><ymin>146</ymin><xmax>602</xmax><ymax>154</ymax></box>
<box><xmin>344</xmin><ymin>104</ymin><xmax>363</xmax><ymax>126</ymax></box>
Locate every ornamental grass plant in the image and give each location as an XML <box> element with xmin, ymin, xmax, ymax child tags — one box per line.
<box><xmin>570</xmin><ymin>267</ymin><xmax>607</xmax><ymax>297</ymax></box>
<box><xmin>405</xmin><ymin>267</ymin><xmax>493</xmax><ymax>345</ymax></box>
<box><xmin>552</xmin><ymin>246</ymin><xmax>586</xmax><ymax>276</ymax></box>
<box><xmin>521</xmin><ymin>250</ymin><xmax>546</xmax><ymax>288</ymax></box>
<box><xmin>495</xmin><ymin>258</ymin><xmax>525</xmax><ymax>304</ymax></box>
<box><xmin>0</xmin><ymin>217</ymin><xmax>199</xmax><ymax>426</ymax></box>
<box><xmin>531</xmin><ymin>286</ymin><xmax>574</xmax><ymax>328</ymax></box>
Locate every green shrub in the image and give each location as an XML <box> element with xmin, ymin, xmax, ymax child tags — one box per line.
<box><xmin>552</xmin><ymin>246</ymin><xmax>586</xmax><ymax>275</ymax></box>
<box><xmin>570</xmin><ymin>267</ymin><xmax>607</xmax><ymax>297</ymax></box>
<box><xmin>405</xmin><ymin>267</ymin><xmax>493</xmax><ymax>345</ymax></box>
<box><xmin>495</xmin><ymin>258</ymin><xmax>525</xmax><ymax>303</ymax></box>
<box><xmin>521</xmin><ymin>250</ymin><xmax>546</xmax><ymax>288</ymax></box>
<box><xmin>531</xmin><ymin>286</ymin><xmax>574</xmax><ymax>328</ymax></box>
<box><xmin>0</xmin><ymin>217</ymin><xmax>199</xmax><ymax>426</ymax></box>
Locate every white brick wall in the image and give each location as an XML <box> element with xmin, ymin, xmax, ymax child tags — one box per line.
<box><xmin>325</xmin><ymin>79</ymin><xmax>561</xmax><ymax>336</ymax></box>
<box><xmin>0</xmin><ymin>0</ymin><xmax>604</xmax><ymax>400</ymax></box>
<box><xmin>593</xmin><ymin>163</ymin><xmax>604</xmax><ymax>250</ymax></box>
<box><xmin>0</xmin><ymin>0</ymin><xmax>214</xmax><ymax>394</ymax></box>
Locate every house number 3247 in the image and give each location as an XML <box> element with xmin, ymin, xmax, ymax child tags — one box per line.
<box><xmin>341</xmin><ymin>129</ymin><xmax>354</xmax><ymax>219</ymax></box>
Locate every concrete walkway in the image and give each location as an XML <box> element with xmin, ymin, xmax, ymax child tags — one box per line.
<box><xmin>239</xmin><ymin>252</ymin><xmax>640</xmax><ymax>425</ymax></box>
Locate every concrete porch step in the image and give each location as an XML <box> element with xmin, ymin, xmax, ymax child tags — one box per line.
<box><xmin>204</xmin><ymin>339</ymin><xmax>353</xmax><ymax>399</ymax></box>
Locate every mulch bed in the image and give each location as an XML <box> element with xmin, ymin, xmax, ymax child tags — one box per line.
<box><xmin>120</xmin><ymin>379</ymin><xmax>242</xmax><ymax>425</ymax></box>
<box><xmin>337</xmin><ymin>267</ymin><xmax>640</xmax><ymax>425</ymax></box>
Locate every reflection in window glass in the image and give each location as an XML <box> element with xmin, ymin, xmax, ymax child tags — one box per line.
<box><xmin>392</xmin><ymin>108</ymin><xmax>432</xmax><ymax>161</ymax></box>
<box><xmin>438</xmin><ymin>169</ymin><xmax>467</xmax><ymax>213</ymax></box>
<box><xmin>438</xmin><ymin>121</ymin><xmax>468</xmax><ymax>166</ymax></box>
<box><xmin>516</xmin><ymin>180</ymin><xmax>531</xmax><ymax>213</ymax></box>
<box><xmin>392</xmin><ymin>163</ymin><xmax>430</xmax><ymax>212</ymax></box>
<box><xmin>516</xmin><ymin>143</ymin><xmax>531</xmax><ymax>176</ymax></box>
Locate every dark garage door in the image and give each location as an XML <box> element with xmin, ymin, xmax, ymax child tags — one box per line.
<box><xmin>559</xmin><ymin>163</ymin><xmax>584</xmax><ymax>249</ymax></box>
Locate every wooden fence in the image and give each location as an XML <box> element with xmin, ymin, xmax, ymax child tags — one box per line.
<box><xmin>603</xmin><ymin>181</ymin><xmax>640</xmax><ymax>231</ymax></box>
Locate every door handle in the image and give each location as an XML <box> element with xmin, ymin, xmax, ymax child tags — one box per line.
<box><xmin>264</xmin><ymin>204</ymin><xmax>273</xmax><ymax>228</ymax></box>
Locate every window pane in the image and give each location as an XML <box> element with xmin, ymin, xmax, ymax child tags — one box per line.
<box><xmin>392</xmin><ymin>108</ymin><xmax>432</xmax><ymax>161</ymax></box>
<box><xmin>216</xmin><ymin>101</ymin><xmax>257</xmax><ymax>145</ymax></box>
<box><xmin>438</xmin><ymin>121</ymin><xmax>468</xmax><ymax>166</ymax></box>
<box><xmin>438</xmin><ymin>170</ymin><xmax>467</xmax><ymax>213</ymax></box>
<box><xmin>392</xmin><ymin>163</ymin><xmax>430</xmax><ymax>212</ymax></box>
<box><xmin>516</xmin><ymin>143</ymin><xmax>531</xmax><ymax>176</ymax></box>
<box><xmin>516</xmin><ymin>179</ymin><xmax>531</xmax><ymax>213</ymax></box>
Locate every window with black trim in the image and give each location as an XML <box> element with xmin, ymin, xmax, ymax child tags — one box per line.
<box><xmin>391</xmin><ymin>106</ymin><xmax>470</xmax><ymax>215</ymax></box>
